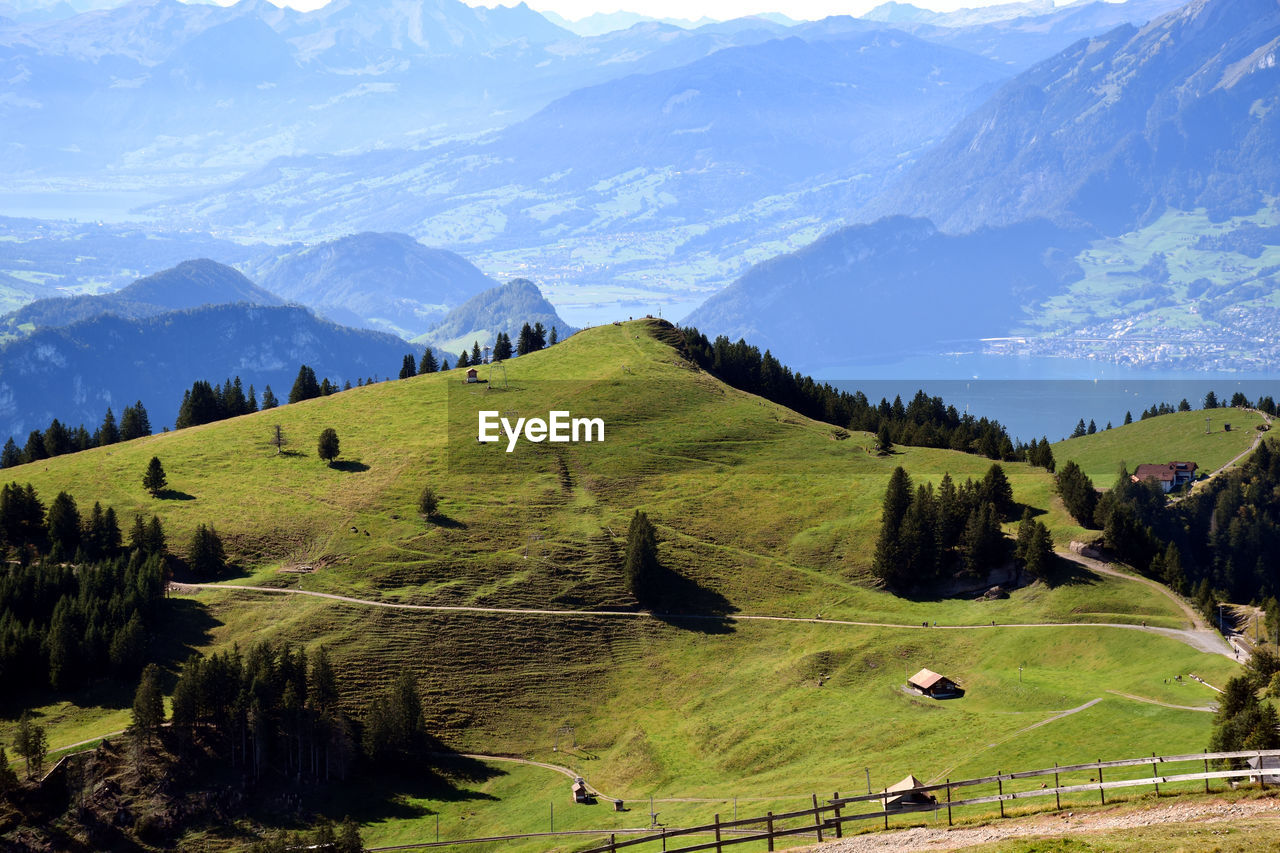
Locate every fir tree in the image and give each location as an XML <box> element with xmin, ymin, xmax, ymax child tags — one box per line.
<box><xmin>399</xmin><ymin>354</ymin><xmax>417</xmax><ymax>379</ymax></box>
<box><xmin>46</xmin><ymin>491</ymin><xmax>81</xmax><ymax>555</ymax></box>
<box><xmin>188</xmin><ymin>523</ymin><xmax>226</xmax><ymax>578</ymax></box>
<box><xmin>871</xmin><ymin>467</ymin><xmax>912</xmax><ymax>588</ymax></box>
<box><xmin>119</xmin><ymin>401</ymin><xmax>152</xmax><ymax>440</ymax></box>
<box><xmin>14</xmin><ymin>711</ymin><xmax>47</xmax><ymax>779</ymax></box>
<box><xmin>261</xmin><ymin>385</ymin><xmax>279</xmax><ymax>409</ymax></box>
<box><xmin>317</xmin><ymin>428</ymin><xmax>340</xmax><ymax>465</ymax></box>
<box><xmin>132</xmin><ymin>663</ymin><xmax>165</xmax><ymax>746</ymax></box>
<box><xmin>418</xmin><ymin>486</ymin><xmax>439</xmax><ymax>519</ymax></box>
<box><xmin>549</xmin><ymin>326</ymin><xmax>558</xmax><ymax>346</ymax></box>
<box><xmin>471</xmin><ymin>340</ymin><xmax>482</xmax><ymax>365</ymax></box>
<box><xmin>22</xmin><ymin>430</ymin><xmax>47</xmax><ymax>463</ymax></box>
<box><xmin>419</xmin><ymin>350</ymin><xmax>439</xmax><ymax>374</ymax></box>
<box><xmin>1124</xmin><ymin>410</ymin><xmax>1133</xmax><ymax>425</ymax></box>
<box><xmin>1</xmin><ymin>438</ymin><xmax>20</xmax><ymax>468</ymax></box>
<box><xmin>491</xmin><ymin>332</ymin><xmax>512</xmax><ymax>361</ymax></box>
<box><xmin>289</xmin><ymin>365</ymin><xmax>322</xmax><ymax>403</ymax></box>
<box><xmin>456</xmin><ymin>349</ymin><xmax>470</xmax><ymax>369</ymax></box>
<box><xmin>99</xmin><ymin>408</ymin><xmax>120</xmax><ymax>445</ymax></box>
<box><xmin>623</xmin><ymin>509</ymin><xmax>660</xmax><ymax>605</ymax></box>
<box><xmin>1055</xmin><ymin>460</ymin><xmax>1098</xmax><ymax>527</ymax></box>
<box><xmin>143</xmin><ymin>456</ymin><xmax>167</xmax><ymax>497</ymax></box>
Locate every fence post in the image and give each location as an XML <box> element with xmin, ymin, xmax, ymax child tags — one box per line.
<box><xmin>1260</xmin><ymin>752</ymin><xmax>1268</xmax><ymax>791</ymax></box>
<box><xmin>1204</xmin><ymin>749</ymin><xmax>1211</xmax><ymax>794</ymax></box>
<box><xmin>997</xmin><ymin>770</ymin><xmax>1005</xmax><ymax>818</ymax></box>
<box><xmin>1098</xmin><ymin>760</ymin><xmax>1105</xmax><ymax>805</ymax></box>
<box><xmin>946</xmin><ymin>778</ymin><xmax>952</xmax><ymax>827</ymax></box>
<box><xmin>883</xmin><ymin>789</ymin><xmax>889</xmax><ymax>830</ymax></box>
<box><xmin>766</xmin><ymin>811</ymin><xmax>775</xmax><ymax>852</ymax></box>
<box><xmin>811</xmin><ymin>793</ymin><xmax>823</xmax><ymax>842</ymax></box>
<box><xmin>832</xmin><ymin>791</ymin><xmax>843</xmax><ymax>838</ymax></box>
<box><xmin>1054</xmin><ymin>764</ymin><xmax>1061</xmax><ymax>811</ymax></box>
<box><xmin>1152</xmin><ymin>753</ymin><xmax>1160</xmax><ymax>797</ymax></box>
<box><xmin>714</xmin><ymin>812</ymin><xmax>722</xmax><ymax>853</ymax></box>
<box><xmin>608</xmin><ymin>833</ymin><xmax>616</xmax><ymax>853</ymax></box>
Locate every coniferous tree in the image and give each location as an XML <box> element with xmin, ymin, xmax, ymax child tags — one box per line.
<box><xmin>46</xmin><ymin>491</ymin><xmax>81</xmax><ymax>555</ymax></box>
<box><xmin>1055</xmin><ymin>460</ymin><xmax>1098</xmax><ymax>527</ymax></box>
<box><xmin>120</xmin><ymin>401</ymin><xmax>152</xmax><ymax>440</ymax></box>
<box><xmin>516</xmin><ymin>322</ymin><xmax>536</xmax><ymax>356</ymax></box>
<box><xmin>336</xmin><ymin>818</ymin><xmax>363</xmax><ymax>853</ymax></box>
<box><xmin>623</xmin><ymin>509</ymin><xmax>660</xmax><ymax>605</ymax></box>
<box><xmin>419</xmin><ymin>349</ymin><xmax>439</xmax><ymax>374</ymax></box>
<box><xmin>22</xmin><ymin>430</ymin><xmax>47</xmax><ymax>463</ymax></box>
<box><xmin>549</xmin><ymin>326</ymin><xmax>558</xmax><ymax>346</ymax></box>
<box><xmin>1178</xmin><ymin>398</ymin><xmax>1192</xmax><ymax>412</ymax></box>
<box><xmin>1204</xmin><ymin>390</ymin><xmax>1219</xmax><ymax>409</ymax></box>
<box><xmin>317</xmin><ymin>428</ymin><xmax>340</xmax><ymax>465</ymax></box>
<box><xmin>875</xmin><ymin>423</ymin><xmax>894</xmax><ymax>455</ymax></box>
<box><xmin>456</xmin><ymin>349</ymin><xmax>470</xmax><ymax>369</ymax></box>
<box><xmin>247</xmin><ymin>384</ymin><xmax>259</xmax><ymax>413</ymax></box>
<box><xmin>471</xmin><ymin>341</ymin><xmax>483</xmax><ymax>365</ymax></box>
<box><xmin>532</xmin><ymin>322</ymin><xmax>547</xmax><ymax>350</ymax></box>
<box><xmin>14</xmin><ymin>711</ymin><xmax>47</xmax><ymax>779</ymax></box>
<box><xmin>871</xmin><ymin>467</ymin><xmax>913</xmax><ymax>588</ymax></box>
<box><xmin>418</xmin><ymin>486</ymin><xmax>439</xmax><ymax>520</ymax></box>
<box><xmin>145</xmin><ymin>515</ymin><xmax>167</xmax><ymax>556</ymax></box>
<box><xmin>399</xmin><ymin>355</ymin><xmax>417</xmax><ymax>379</ymax></box>
<box><xmin>42</xmin><ymin>419</ymin><xmax>72</xmax><ymax>457</ymax></box>
<box><xmin>289</xmin><ymin>366</ymin><xmax>321</xmax><ymax>403</ymax></box>
<box><xmin>143</xmin><ymin>456</ymin><xmax>167</xmax><ymax>497</ymax></box>
<box><xmin>1070</xmin><ymin>418</ymin><xmax>1087</xmax><ymax>438</ymax></box>
<box><xmin>1</xmin><ymin>438</ymin><xmax>20</xmax><ymax>468</ymax></box>
<box><xmin>0</xmin><ymin>747</ymin><xmax>18</xmax><ymax>793</ymax></box>
<box><xmin>1086</xmin><ymin>419</ymin><xmax>1097</xmax><ymax>435</ymax></box>
<box><xmin>99</xmin><ymin>408</ymin><xmax>120</xmax><ymax>445</ymax></box>
<box><xmin>320</xmin><ymin>377</ymin><xmax>334</xmax><ymax>396</ymax></box>
<box><xmin>1124</xmin><ymin>410</ymin><xmax>1133</xmax><ymax>425</ymax></box>
<box><xmin>491</xmin><ymin>333</ymin><xmax>512</xmax><ymax>361</ymax></box>
<box><xmin>440</xmin><ymin>358</ymin><xmax>450</xmax><ymax>371</ymax></box>
<box><xmin>132</xmin><ymin>663</ymin><xmax>165</xmax><ymax>746</ymax></box>
<box><xmin>980</xmin><ymin>464</ymin><xmax>1015</xmax><ymax>519</ymax></box>
<box><xmin>261</xmin><ymin>385</ymin><xmax>279</xmax><ymax>409</ymax></box>
<box><xmin>188</xmin><ymin>524</ymin><xmax>226</xmax><ymax>578</ymax></box>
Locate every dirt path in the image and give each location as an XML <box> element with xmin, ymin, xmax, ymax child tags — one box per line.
<box><xmin>926</xmin><ymin>699</ymin><xmax>1103</xmax><ymax>784</ymax></box>
<box><xmin>1104</xmin><ymin>690</ymin><xmax>1215</xmax><ymax>712</ymax></box>
<box><xmin>1052</xmin><ymin>551</ymin><xmax>1234</xmax><ymax>659</ymax></box>
<box><xmin>446</xmin><ymin>752</ymin><xmax>622</xmax><ymax>804</ymax></box>
<box><xmin>170</xmin><ymin>581</ymin><xmax>1235</xmax><ymax>659</ymax></box>
<box><xmin>793</xmin><ymin>795</ymin><xmax>1280</xmax><ymax>852</ymax></box>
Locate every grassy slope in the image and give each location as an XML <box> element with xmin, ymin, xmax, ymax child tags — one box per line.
<box><xmin>0</xmin><ymin>321</ymin><xmax>1244</xmax><ymax>850</ymax></box>
<box><xmin>1051</xmin><ymin>408</ymin><xmax>1263</xmax><ymax>488</ymax></box>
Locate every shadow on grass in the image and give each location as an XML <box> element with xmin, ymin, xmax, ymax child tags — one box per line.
<box><xmin>651</xmin><ymin>568</ymin><xmax>737</xmax><ymax>634</ymax></box>
<box><xmin>330</xmin><ymin>460</ymin><xmax>371</xmax><ymax>473</ymax></box>
<box><xmin>314</xmin><ymin>754</ymin><xmax>505</xmax><ymax>825</ymax></box>
<box><xmin>1043</xmin><ymin>554</ymin><xmax>1102</xmax><ymax>589</ymax></box>
<box><xmin>431</xmin><ymin>515</ymin><xmax>468</xmax><ymax>530</ymax></box>
<box><xmin>273</xmin><ymin>449</ymin><xmax>305</xmax><ymax>459</ymax></box>
<box><xmin>155</xmin><ymin>489</ymin><xmax>196</xmax><ymax>501</ymax></box>
<box><xmin>151</xmin><ymin>598</ymin><xmax>222</xmax><ymax>684</ymax></box>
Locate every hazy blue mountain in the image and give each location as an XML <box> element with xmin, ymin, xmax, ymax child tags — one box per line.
<box><xmin>0</xmin><ymin>218</ymin><xmax>260</xmax><ymax>303</ymax></box>
<box><xmin>419</xmin><ymin>278</ymin><xmax>574</xmax><ymax>353</ymax></box>
<box><xmin>152</xmin><ymin>30</ymin><xmax>1010</xmax><ymax>321</ymax></box>
<box><xmin>243</xmin><ymin>232</ymin><xmax>497</xmax><ymax>338</ymax></box>
<box><xmin>863</xmin><ymin>0</ymin><xmax>1054</xmax><ymax>26</ymax></box>
<box><xmin>0</xmin><ymin>302</ymin><xmax>415</xmax><ymax>441</ymax></box>
<box><xmin>683</xmin><ymin>216</ymin><xmax>1088</xmax><ymax>373</ymax></box>
<box><xmin>544</xmin><ymin>10</ymin><xmax>719</xmax><ymax>36</ymax></box>
<box><xmin>874</xmin><ymin>0</ymin><xmax>1280</xmax><ymax>233</ymax></box>
<box><xmin>1</xmin><ymin>259</ymin><xmax>281</xmax><ymax>332</ymax></box>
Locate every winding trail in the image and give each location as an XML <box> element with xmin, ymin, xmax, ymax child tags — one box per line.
<box><xmin>1104</xmin><ymin>690</ymin><xmax>1215</xmax><ymax>713</ymax></box>
<box><xmin>170</xmin><ymin>566</ymin><xmax>1236</xmax><ymax>660</ymax></box>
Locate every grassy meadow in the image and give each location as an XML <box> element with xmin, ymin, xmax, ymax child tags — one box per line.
<box><xmin>0</xmin><ymin>320</ymin><xmax>1250</xmax><ymax>850</ymax></box>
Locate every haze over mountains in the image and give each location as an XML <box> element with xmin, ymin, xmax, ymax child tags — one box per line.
<box><xmin>1</xmin><ymin>0</ymin><xmax>1278</xmax><ymax>383</ymax></box>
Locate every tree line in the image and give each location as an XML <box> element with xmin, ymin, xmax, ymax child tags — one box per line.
<box><xmin>1054</xmin><ymin>437</ymin><xmax>1280</xmax><ymax>628</ymax></box>
<box><xmin>397</xmin><ymin>321</ymin><xmax>560</xmax><ymax>380</ymax></box>
<box><xmin>870</xmin><ymin>463</ymin><xmax>1051</xmax><ymax>591</ymax></box>
<box><xmin>0</xmin><ymin>483</ymin><xmax>168</xmax><ymax>695</ymax></box>
<box><xmin>674</xmin><ymin>327</ymin><xmax>1026</xmax><ymax>461</ymax></box>
<box><xmin>2</xmin><ymin>401</ymin><xmax>152</xmax><ymax>469</ymax></box>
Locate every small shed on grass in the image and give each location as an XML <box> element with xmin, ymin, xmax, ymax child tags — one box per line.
<box><xmin>465</xmin><ymin>367</ymin><xmax>479</xmax><ymax>383</ymax></box>
<box><xmin>572</xmin><ymin>777</ymin><xmax>591</xmax><ymax>803</ymax></box>
<box><xmin>882</xmin><ymin>775</ymin><xmax>937</xmax><ymax>811</ymax></box>
<box><xmin>908</xmin><ymin>668</ymin><xmax>963</xmax><ymax>698</ymax></box>
<box><xmin>1248</xmin><ymin>755</ymin><xmax>1280</xmax><ymax>785</ymax></box>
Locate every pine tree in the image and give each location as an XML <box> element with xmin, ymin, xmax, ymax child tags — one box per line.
<box><xmin>336</xmin><ymin>817</ymin><xmax>363</xmax><ymax>853</ymax></box>
<box><xmin>418</xmin><ymin>486</ymin><xmax>439</xmax><ymax>519</ymax></box>
<box><xmin>14</xmin><ymin>711</ymin><xmax>47</xmax><ymax>779</ymax></box>
<box><xmin>532</xmin><ymin>322</ymin><xmax>547</xmax><ymax>350</ymax></box>
<box><xmin>99</xmin><ymin>408</ymin><xmax>120</xmax><ymax>445</ymax></box>
<box><xmin>456</xmin><ymin>349</ymin><xmax>470</xmax><ymax>369</ymax></box>
<box><xmin>317</xmin><ymin>428</ymin><xmax>340</xmax><ymax>465</ymax></box>
<box><xmin>188</xmin><ymin>524</ymin><xmax>226</xmax><ymax>578</ymax></box>
<box><xmin>42</xmin><ymin>418</ymin><xmax>72</xmax><ymax>457</ymax></box>
<box><xmin>875</xmin><ymin>423</ymin><xmax>894</xmax><ymax>455</ymax></box>
<box><xmin>289</xmin><ymin>365</ymin><xmax>321</xmax><ymax>403</ymax></box>
<box><xmin>1</xmin><ymin>438</ymin><xmax>20</xmax><ymax>468</ymax></box>
<box><xmin>132</xmin><ymin>663</ymin><xmax>165</xmax><ymax>746</ymax></box>
<box><xmin>261</xmin><ymin>386</ymin><xmax>279</xmax><ymax>409</ymax></box>
<box><xmin>270</xmin><ymin>424</ymin><xmax>287</xmax><ymax>455</ymax></box>
<box><xmin>419</xmin><ymin>349</ymin><xmax>439</xmax><ymax>374</ymax></box>
<box><xmin>871</xmin><ymin>467</ymin><xmax>912</xmax><ymax>587</ymax></box>
<box><xmin>1086</xmin><ymin>419</ymin><xmax>1097</xmax><ymax>434</ymax></box>
<box><xmin>1124</xmin><ymin>410</ymin><xmax>1133</xmax><ymax>425</ymax></box>
<box><xmin>1055</xmin><ymin>460</ymin><xmax>1098</xmax><ymax>527</ymax></box>
<box><xmin>491</xmin><ymin>332</ymin><xmax>512</xmax><ymax>361</ymax></box>
<box><xmin>1071</xmin><ymin>418</ymin><xmax>1087</xmax><ymax>438</ymax></box>
<box><xmin>1204</xmin><ymin>390</ymin><xmax>1219</xmax><ymax>409</ymax></box>
<box><xmin>0</xmin><ymin>747</ymin><xmax>18</xmax><ymax>793</ymax></box>
<box><xmin>623</xmin><ymin>509</ymin><xmax>660</xmax><ymax>605</ymax></box>
<box><xmin>980</xmin><ymin>464</ymin><xmax>1014</xmax><ymax>519</ymax></box>
<box><xmin>516</xmin><ymin>322</ymin><xmax>536</xmax><ymax>356</ymax></box>
<box><xmin>145</xmin><ymin>515</ymin><xmax>166</xmax><ymax>555</ymax></box>
<box><xmin>23</xmin><ymin>429</ymin><xmax>47</xmax><ymax>463</ymax></box>
<box><xmin>247</xmin><ymin>384</ymin><xmax>259</xmax><ymax>413</ymax></box>
<box><xmin>470</xmin><ymin>340</ymin><xmax>482</xmax><ymax>365</ymax></box>
<box><xmin>399</xmin><ymin>354</ymin><xmax>417</xmax><ymax>379</ymax></box>
<box><xmin>143</xmin><ymin>456</ymin><xmax>167</xmax><ymax>497</ymax></box>
<box><xmin>549</xmin><ymin>326</ymin><xmax>558</xmax><ymax>346</ymax></box>
<box><xmin>119</xmin><ymin>401</ymin><xmax>152</xmax><ymax>440</ymax></box>
<box><xmin>46</xmin><ymin>491</ymin><xmax>81</xmax><ymax>555</ymax></box>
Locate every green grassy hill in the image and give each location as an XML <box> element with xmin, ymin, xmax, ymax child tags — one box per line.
<box><xmin>1052</xmin><ymin>408</ymin><xmax>1264</xmax><ymax>488</ymax></box>
<box><xmin>1</xmin><ymin>320</ymin><xmax>1245</xmax><ymax>850</ymax></box>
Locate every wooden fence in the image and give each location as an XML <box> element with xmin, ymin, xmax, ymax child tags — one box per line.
<box><xmin>572</xmin><ymin>749</ymin><xmax>1280</xmax><ymax>853</ymax></box>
